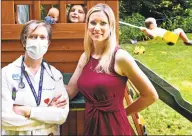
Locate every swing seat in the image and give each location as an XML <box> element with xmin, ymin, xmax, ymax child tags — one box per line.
<box><xmin>163</xmin><ymin>31</ymin><xmax>179</xmax><ymax>45</ymax></box>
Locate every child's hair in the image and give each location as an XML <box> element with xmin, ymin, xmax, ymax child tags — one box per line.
<box><xmin>67</xmin><ymin>4</ymin><xmax>86</xmax><ymax>23</ymax></box>
<box><xmin>145</xmin><ymin>17</ymin><xmax>156</xmax><ymax>29</ymax></box>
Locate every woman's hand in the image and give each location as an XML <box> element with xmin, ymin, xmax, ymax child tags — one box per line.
<box><xmin>13</xmin><ymin>105</ymin><xmax>31</xmax><ymax>118</ymax></box>
<box><xmin>49</xmin><ymin>94</ymin><xmax>68</xmax><ymax>108</ymax></box>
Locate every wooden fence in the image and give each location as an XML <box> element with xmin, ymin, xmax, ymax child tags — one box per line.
<box><xmin>2</xmin><ymin>0</ymin><xmax>119</xmax><ymax>73</ymax></box>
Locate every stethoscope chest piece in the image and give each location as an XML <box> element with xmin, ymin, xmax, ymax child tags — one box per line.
<box><xmin>18</xmin><ymin>57</ymin><xmax>58</xmax><ymax>90</ymax></box>
<box><xmin>18</xmin><ymin>82</ymin><xmax>25</xmax><ymax>89</ymax></box>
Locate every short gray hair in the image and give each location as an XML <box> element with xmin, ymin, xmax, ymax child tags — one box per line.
<box><xmin>20</xmin><ymin>20</ymin><xmax>52</xmax><ymax>47</ymax></box>
<box><xmin>145</xmin><ymin>17</ymin><xmax>156</xmax><ymax>29</ymax></box>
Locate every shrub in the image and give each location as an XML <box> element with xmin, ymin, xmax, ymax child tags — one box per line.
<box><xmin>119</xmin><ymin>13</ymin><xmax>147</xmax><ymax>44</ymax></box>
<box><xmin>160</xmin><ymin>16</ymin><xmax>192</xmax><ymax>33</ymax></box>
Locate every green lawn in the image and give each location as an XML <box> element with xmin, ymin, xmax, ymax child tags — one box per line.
<box><xmin>121</xmin><ymin>37</ymin><xmax>192</xmax><ymax>135</ymax></box>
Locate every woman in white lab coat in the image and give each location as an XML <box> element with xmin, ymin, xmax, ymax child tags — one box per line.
<box><xmin>2</xmin><ymin>20</ymin><xmax>69</xmax><ymax>135</ymax></box>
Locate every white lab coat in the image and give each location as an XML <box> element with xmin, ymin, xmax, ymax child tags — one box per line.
<box><xmin>2</xmin><ymin>56</ymin><xmax>69</xmax><ymax>135</ymax></box>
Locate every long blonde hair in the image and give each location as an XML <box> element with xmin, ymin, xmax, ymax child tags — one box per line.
<box><xmin>84</xmin><ymin>3</ymin><xmax>117</xmax><ymax>74</ymax></box>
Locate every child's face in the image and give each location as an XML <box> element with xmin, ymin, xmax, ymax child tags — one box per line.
<box><xmin>48</xmin><ymin>12</ymin><xmax>59</xmax><ymax>22</ymax></box>
<box><xmin>149</xmin><ymin>20</ymin><xmax>157</xmax><ymax>29</ymax></box>
<box><xmin>149</xmin><ymin>23</ymin><xmax>157</xmax><ymax>30</ymax></box>
<box><xmin>48</xmin><ymin>8</ymin><xmax>59</xmax><ymax>22</ymax></box>
<box><xmin>69</xmin><ymin>5</ymin><xmax>85</xmax><ymax>23</ymax></box>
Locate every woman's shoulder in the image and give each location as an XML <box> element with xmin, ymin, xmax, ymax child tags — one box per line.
<box><xmin>79</xmin><ymin>52</ymin><xmax>86</xmax><ymax>60</ymax></box>
<box><xmin>2</xmin><ymin>61</ymin><xmax>20</xmax><ymax>80</ymax></box>
<box><xmin>115</xmin><ymin>48</ymin><xmax>133</xmax><ymax>62</ymax></box>
<box><xmin>2</xmin><ymin>57</ymin><xmax>21</xmax><ymax>73</ymax></box>
<box><xmin>2</xmin><ymin>65</ymin><xmax>10</xmax><ymax>77</ymax></box>
<box><xmin>78</xmin><ymin>52</ymin><xmax>87</xmax><ymax>68</ymax></box>
<box><xmin>113</xmin><ymin>47</ymin><xmax>135</xmax><ymax>76</ymax></box>
<box><xmin>115</xmin><ymin>48</ymin><xmax>136</xmax><ymax>69</ymax></box>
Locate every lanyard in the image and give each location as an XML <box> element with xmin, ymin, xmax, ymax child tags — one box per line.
<box><xmin>21</xmin><ymin>59</ymin><xmax>44</xmax><ymax>106</ymax></box>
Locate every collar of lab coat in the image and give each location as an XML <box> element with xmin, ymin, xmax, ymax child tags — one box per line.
<box><xmin>12</xmin><ymin>56</ymin><xmax>52</xmax><ymax>77</ymax></box>
<box><xmin>12</xmin><ymin>55</ymin><xmax>24</xmax><ymax>68</ymax></box>
<box><xmin>12</xmin><ymin>56</ymin><xmax>62</xmax><ymax>81</ymax></box>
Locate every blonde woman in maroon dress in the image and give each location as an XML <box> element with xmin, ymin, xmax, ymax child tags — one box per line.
<box><xmin>67</xmin><ymin>3</ymin><xmax>159</xmax><ymax>135</ymax></box>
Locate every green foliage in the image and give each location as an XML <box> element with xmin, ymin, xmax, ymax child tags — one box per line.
<box><xmin>159</xmin><ymin>7</ymin><xmax>192</xmax><ymax>32</ymax></box>
<box><xmin>119</xmin><ymin>0</ymin><xmax>192</xmax><ymax>41</ymax></box>
<box><xmin>41</xmin><ymin>5</ymin><xmax>46</xmax><ymax>20</ymax></box>
<box><xmin>119</xmin><ymin>0</ymin><xmax>143</xmax><ymax>19</ymax></box>
<box><xmin>119</xmin><ymin>13</ymin><xmax>147</xmax><ymax>44</ymax></box>
<box><xmin>156</xmin><ymin>2</ymin><xmax>192</xmax><ymax>32</ymax></box>
<box><xmin>160</xmin><ymin>15</ymin><xmax>192</xmax><ymax>32</ymax></box>
<box><xmin>119</xmin><ymin>0</ymin><xmax>192</xmax><ymax>18</ymax></box>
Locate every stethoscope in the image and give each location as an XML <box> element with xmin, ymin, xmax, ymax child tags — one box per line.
<box><xmin>18</xmin><ymin>56</ymin><xmax>62</xmax><ymax>89</ymax></box>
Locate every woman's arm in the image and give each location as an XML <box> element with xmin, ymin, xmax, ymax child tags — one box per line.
<box><xmin>115</xmin><ymin>49</ymin><xmax>159</xmax><ymax>115</ymax></box>
<box><xmin>29</xmin><ymin>76</ymin><xmax>69</xmax><ymax>125</ymax></box>
<box><xmin>13</xmin><ymin>70</ymin><xmax>69</xmax><ymax>125</ymax></box>
<box><xmin>67</xmin><ymin>53</ymin><xmax>86</xmax><ymax>99</ymax></box>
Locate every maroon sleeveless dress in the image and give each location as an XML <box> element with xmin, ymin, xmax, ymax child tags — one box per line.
<box><xmin>77</xmin><ymin>48</ymin><xmax>132</xmax><ymax>135</ymax></box>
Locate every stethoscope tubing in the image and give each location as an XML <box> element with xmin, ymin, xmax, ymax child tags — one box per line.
<box><xmin>18</xmin><ymin>57</ymin><xmax>60</xmax><ymax>89</ymax></box>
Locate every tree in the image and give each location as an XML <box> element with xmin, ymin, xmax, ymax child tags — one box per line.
<box><xmin>120</xmin><ymin>0</ymin><xmax>192</xmax><ymax>20</ymax></box>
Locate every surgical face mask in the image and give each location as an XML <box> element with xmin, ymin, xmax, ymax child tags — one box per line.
<box><xmin>26</xmin><ymin>38</ymin><xmax>49</xmax><ymax>60</ymax></box>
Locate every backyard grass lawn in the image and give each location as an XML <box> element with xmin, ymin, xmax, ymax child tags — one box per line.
<box><xmin>121</xmin><ymin>37</ymin><xmax>192</xmax><ymax>135</ymax></box>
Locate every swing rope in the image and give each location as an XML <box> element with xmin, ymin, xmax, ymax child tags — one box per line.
<box><xmin>119</xmin><ymin>21</ymin><xmax>179</xmax><ymax>44</ymax></box>
<box><xmin>119</xmin><ymin>21</ymin><xmax>141</xmax><ymax>29</ymax></box>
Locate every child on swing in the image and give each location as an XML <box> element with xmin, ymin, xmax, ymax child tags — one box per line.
<box><xmin>140</xmin><ymin>17</ymin><xmax>192</xmax><ymax>45</ymax></box>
